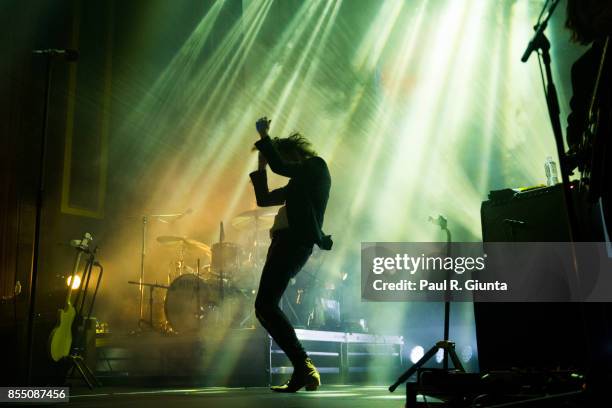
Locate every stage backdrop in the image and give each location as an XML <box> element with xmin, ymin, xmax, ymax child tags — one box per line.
<box><xmin>1</xmin><ymin>0</ymin><xmax>585</xmax><ymax>383</ymax></box>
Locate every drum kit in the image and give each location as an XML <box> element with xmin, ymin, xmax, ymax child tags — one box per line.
<box><xmin>129</xmin><ymin>208</ymin><xmax>276</xmax><ymax>334</ymax></box>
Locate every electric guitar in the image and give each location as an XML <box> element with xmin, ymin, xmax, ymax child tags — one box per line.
<box><xmin>576</xmin><ymin>37</ymin><xmax>610</xmax><ymax>200</ymax></box>
<box><xmin>49</xmin><ymin>233</ymin><xmax>93</xmax><ymax>362</ymax></box>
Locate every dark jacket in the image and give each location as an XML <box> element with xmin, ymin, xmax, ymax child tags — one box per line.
<box><xmin>566</xmin><ymin>41</ymin><xmax>609</xmax><ymax>150</ymax></box>
<box><xmin>249</xmin><ymin>136</ymin><xmax>332</xmax><ymax>250</ymax></box>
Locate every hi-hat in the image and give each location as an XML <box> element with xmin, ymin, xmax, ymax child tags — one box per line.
<box><xmin>231</xmin><ymin>208</ymin><xmax>278</xmax><ymax>231</ymax></box>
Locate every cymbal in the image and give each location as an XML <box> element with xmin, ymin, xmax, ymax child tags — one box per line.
<box><xmin>156</xmin><ymin>235</ymin><xmax>212</xmax><ymax>256</ymax></box>
<box><xmin>184</xmin><ymin>238</ymin><xmax>212</xmax><ymax>255</ymax></box>
<box><xmin>231</xmin><ymin>208</ymin><xmax>278</xmax><ymax>231</ymax></box>
<box><xmin>156</xmin><ymin>235</ymin><xmax>184</xmax><ymax>244</ymax></box>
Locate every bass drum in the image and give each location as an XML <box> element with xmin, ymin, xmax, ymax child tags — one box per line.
<box><xmin>164</xmin><ymin>274</ymin><xmax>219</xmax><ymax>332</ymax></box>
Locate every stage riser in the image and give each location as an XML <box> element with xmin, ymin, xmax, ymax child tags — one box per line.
<box><xmin>94</xmin><ymin>328</ymin><xmax>403</xmax><ymax>387</ymax></box>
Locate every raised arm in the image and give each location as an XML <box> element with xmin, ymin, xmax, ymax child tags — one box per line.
<box><xmin>249</xmin><ymin>156</ymin><xmax>287</xmax><ymax>207</ymax></box>
<box><xmin>255</xmin><ymin>117</ymin><xmax>302</xmax><ymax>177</ymax></box>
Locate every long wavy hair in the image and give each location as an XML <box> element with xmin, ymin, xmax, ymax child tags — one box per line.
<box><xmin>566</xmin><ymin>0</ymin><xmax>612</xmax><ymax>45</ymax></box>
<box><xmin>273</xmin><ymin>132</ymin><xmax>317</xmax><ymax>161</ymax></box>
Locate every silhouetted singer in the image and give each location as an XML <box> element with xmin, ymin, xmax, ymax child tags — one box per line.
<box><xmin>249</xmin><ymin>116</ymin><xmax>332</xmax><ymax>393</ymax></box>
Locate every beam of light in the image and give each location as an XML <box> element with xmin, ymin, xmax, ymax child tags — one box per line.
<box><xmin>141</xmin><ymin>0</ymin><xmax>278</xmax><ymax>226</ymax></box>
<box><xmin>501</xmin><ymin>0</ymin><xmax>556</xmax><ymax>186</ymax></box>
<box><xmin>402</xmin><ymin>0</ymin><xmax>490</xmax><ymax>235</ymax></box>
<box><xmin>280</xmin><ymin>0</ymin><xmax>344</xmax><ymax>135</ymax></box>
<box><xmin>300</xmin><ymin>393</ymin><xmax>363</xmax><ymax>398</ymax></box>
<box><xmin>114</xmin><ymin>0</ymin><xmax>227</xmax><ymax>163</ymax></box>
<box><xmin>101</xmin><ymin>1</ymin><xmax>576</xmax><ymax>380</ymax></box>
<box><xmin>149</xmin><ymin>0</ymin><xmax>226</xmax><ymax>111</ymax></box>
<box><xmin>349</xmin><ymin>0</ymin><xmax>429</xmax><ymax>221</ymax></box>
<box><xmin>151</xmin><ymin>0</ymin><xmax>275</xmax><ymax>190</ymax></box>
<box><xmin>197</xmin><ymin>0</ymin><xmax>276</xmax><ymax>122</ymax></box>
<box><xmin>352</xmin><ymin>0</ymin><xmax>404</xmax><ymax>73</ymax></box>
<box><xmin>270</xmin><ymin>0</ymin><xmax>339</xmax><ymax>126</ymax></box>
<box><xmin>312</xmin><ymin>0</ymin><xmax>428</xmax><ymax>292</ymax></box>
<box><xmin>372</xmin><ymin>0</ymin><xmax>471</xmax><ymax>240</ymax></box>
<box><xmin>477</xmin><ymin>5</ymin><xmax>504</xmax><ymax>193</ymax></box>
<box><xmin>149</xmin><ymin>0</ymin><xmax>319</xmax><ymax>216</ymax></box>
<box><xmin>319</xmin><ymin>0</ymin><xmax>430</xmax><ymax>293</ymax></box>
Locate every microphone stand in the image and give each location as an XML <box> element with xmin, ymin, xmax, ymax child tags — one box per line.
<box><xmin>389</xmin><ymin>216</ymin><xmax>465</xmax><ymax>398</ymax></box>
<box><xmin>26</xmin><ymin>52</ymin><xmax>76</xmax><ymax>384</ymax></box>
<box><xmin>521</xmin><ymin>0</ymin><xmax>580</xmax><ymax>242</ymax></box>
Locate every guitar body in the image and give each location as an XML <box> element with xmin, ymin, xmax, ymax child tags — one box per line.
<box><xmin>48</xmin><ymin>232</ymin><xmax>92</xmax><ymax>363</ymax></box>
<box><xmin>49</xmin><ymin>304</ymin><xmax>76</xmax><ymax>362</ymax></box>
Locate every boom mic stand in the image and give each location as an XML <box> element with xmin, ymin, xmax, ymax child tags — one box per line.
<box><xmin>26</xmin><ymin>49</ymin><xmax>78</xmax><ymax>384</ymax></box>
<box><xmin>389</xmin><ymin>215</ymin><xmax>465</xmax><ymax>396</ymax></box>
<box><xmin>521</xmin><ymin>0</ymin><xmax>580</xmax><ymax>242</ymax></box>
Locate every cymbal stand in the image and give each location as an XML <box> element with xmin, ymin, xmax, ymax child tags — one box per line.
<box><xmin>219</xmin><ymin>222</ymin><xmax>225</xmax><ymax>303</ymax></box>
<box><xmin>138</xmin><ymin>215</ymin><xmax>147</xmax><ymax>329</ymax></box>
<box><xmin>135</xmin><ymin>210</ymin><xmax>189</xmax><ymax>331</ymax></box>
<box><xmin>238</xmin><ymin>215</ymin><xmax>264</xmax><ymax>329</ymax></box>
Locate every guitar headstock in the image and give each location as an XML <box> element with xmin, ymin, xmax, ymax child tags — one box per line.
<box><xmin>71</xmin><ymin>232</ymin><xmax>93</xmax><ymax>251</ymax></box>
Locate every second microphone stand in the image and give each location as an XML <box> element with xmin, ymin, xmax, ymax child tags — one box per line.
<box><xmin>389</xmin><ymin>216</ymin><xmax>464</xmax><ymax>395</ymax></box>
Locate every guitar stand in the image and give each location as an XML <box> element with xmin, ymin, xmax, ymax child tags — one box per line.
<box><xmin>67</xmin><ymin>251</ymin><xmax>104</xmax><ymax>389</ymax></box>
<box><xmin>67</xmin><ymin>353</ymin><xmax>100</xmax><ymax>389</ymax></box>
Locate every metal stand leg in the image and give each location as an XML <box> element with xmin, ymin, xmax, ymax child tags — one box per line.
<box><xmin>67</xmin><ymin>254</ymin><xmax>103</xmax><ymax>389</ymax></box>
<box><xmin>68</xmin><ymin>354</ymin><xmax>100</xmax><ymax>389</ymax></box>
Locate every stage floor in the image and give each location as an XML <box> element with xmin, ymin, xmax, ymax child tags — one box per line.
<box><xmin>61</xmin><ymin>385</ymin><xmax>436</xmax><ymax>408</ymax></box>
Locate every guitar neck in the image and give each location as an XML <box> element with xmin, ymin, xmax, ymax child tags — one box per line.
<box><xmin>66</xmin><ymin>250</ymin><xmax>84</xmax><ymax>306</ymax></box>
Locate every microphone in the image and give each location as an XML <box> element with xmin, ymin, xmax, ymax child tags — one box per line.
<box><xmin>32</xmin><ymin>49</ymin><xmax>79</xmax><ymax>61</ymax></box>
<box><xmin>520</xmin><ymin>23</ymin><xmax>545</xmax><ymax>63</ymax></box>
<box><xmin>520</xmin><ymin>0</ymin><xmax>560</xmax><ymax>63</ymax></box>
<box><xmin>428</xmin><ymin>215</ymin><xmax>448</xmax><ymax>230</ymax></box>
<box><xmin>69</xmin><ymin>232</ymin><xmax>93</xmax><ymax>249</ymax></box>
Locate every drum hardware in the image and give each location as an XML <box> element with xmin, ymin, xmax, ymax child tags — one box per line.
<box><xmin>130</xmin><ymin>209</ymin><xmax>279</xmax><ymax>333</ymax></box>
<box><xmin>133</xmin><ymin>209</ymin><xmax>192</xmax><ymax>331</ymax></box>
<box><xmin>156</xmin><ymin>235</ymin><xmax>212</xmax><ymax>283</ymax></box>
<box><xmin>230</xmin><ymin>208</ymin><xmax>277</xmax><ymax>232</ymax></box>
<box><xmin>287</xmin><ymin>260</ymin><xmax>347</xmax><ymax>330</ymax></box>
<box><xmin>156</xmin><ymin>235</ymin><xmax>212</xmax><ymax>256</ymax></box>
<box><xmin>232</xmin><ymin>208</ymin><xmax>277</xmax><ymax>271</ymax></box>
<box><xmin>156</xmin><ymin>235</ymin><xmax>212</xmax><ymax>263</ymax></box>
<box><xmin>296</xmin><ymin>288</ymin><xmax>304</xmax><ymax>304</ymax></box>
<box><xmin>218</xmin><ymin>222</ymin><xmax>225</xmax><ymax>304</ymax></box>
<box><xmin>127</xmin><ymin>280</ymin><xmax>169</xmax><ymax>332</ymax></box>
